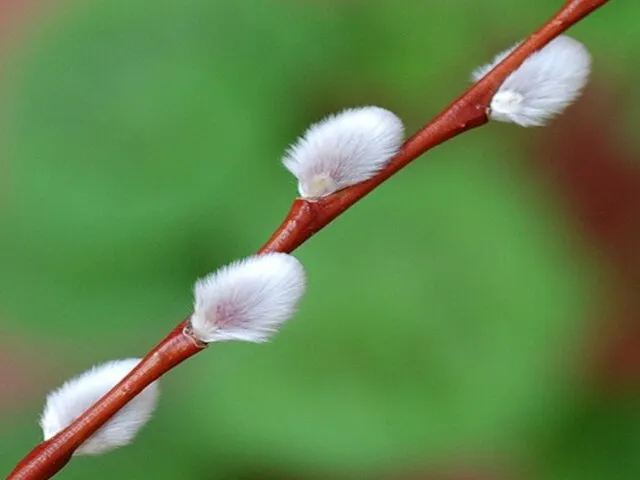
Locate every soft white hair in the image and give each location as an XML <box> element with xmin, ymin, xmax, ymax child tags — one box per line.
<box><xmin>472</xmin><ymin>35</ymin><xmax>591</xmax><ymax>127</ymax></box>
<box><xmin>40</xmin><ymin>358</ymin><xmax>159</xmax><ymax>455</ymax></box>
<box><xmin>282</xmin><ymin>106</ymin><xmax>405</xmax><ymax>199</ymax></box>
<box><xmin>191</xmin><ymin>253</ymin><xmax>306</xmax><ymax>343</ymax></box>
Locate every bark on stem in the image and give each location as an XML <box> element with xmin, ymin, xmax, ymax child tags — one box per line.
<box><xmin>8</xmin><ymin>321</ymin><xmax>205</xmax><ymax>480</ymax></box>
<box><xmin>7</xmin><ymin>1</ymin><xmax>610</xmax><ymax>478</ymax></box>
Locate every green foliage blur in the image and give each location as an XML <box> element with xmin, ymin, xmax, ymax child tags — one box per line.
<box><xmin>1</xmin><ymin>1</ymin><xmax>639</xmax><ymax>478</ymax></box>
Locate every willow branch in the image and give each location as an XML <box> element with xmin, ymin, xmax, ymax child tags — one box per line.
<box><xmin>260</xmin><ymin>0</ymin><xmax>610</xmax><ymax>254</ymax></box>
<box><xmin>7</xmin><ymin>1</ymin><xmax>610</xmax><ymax>478</ymax></box>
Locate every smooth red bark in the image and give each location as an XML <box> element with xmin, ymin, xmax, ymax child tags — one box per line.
<box><xmin>8</xmin><ymin>1</ymin><xmax>611</xmax><ymax>478</ymax></box>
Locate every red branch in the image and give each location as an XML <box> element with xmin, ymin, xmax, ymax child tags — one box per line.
<box><xmin>7</xmin><ymin>1</ymin><xmax>610</xmax><ymax>478</ymax></box>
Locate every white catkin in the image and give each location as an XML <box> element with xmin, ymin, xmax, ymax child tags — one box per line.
<box><xmin>191</xmin><ymin>253</ymin><xmax>306</xmax><ymax>343</ymax></box>
<box><xmin>472</xmin><ymin>35</ymin><xmax>591</xmax><ymax>126</ymax></box>
<box><xmin>40</xmin><ymin>358</ymin><xmax>159</xmax><ymax>455</ymax></box>
<box><xmin>282</xmin><ymin>106</ymin><xmax>405</xmax><ymax>198</ymax></box>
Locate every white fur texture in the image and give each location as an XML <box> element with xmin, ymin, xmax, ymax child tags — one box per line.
<box><xmin>472</xmin><ymin>35</ymin><xmax>591</xmax><ymax>127</ymax></box>
<box><xmin>40</xmin><ymin>358</ymin><xmax>159</xmax><ymax>455</ymax></box>
<box><xmin>282</xmin><ymin>106</ymin><xmax>405</xmax><ymax>199</ymax></box>
<box><xmin>191</xmin><ymin>253</ymin><xmax>306</xmax><ymax>343</ymax></box>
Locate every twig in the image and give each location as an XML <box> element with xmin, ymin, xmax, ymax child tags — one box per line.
<box><xmin>7</xmin><ymin>1</ymin><xmax>610</xmax><ymax>478</ymax></box>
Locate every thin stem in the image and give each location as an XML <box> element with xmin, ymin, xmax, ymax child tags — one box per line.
<box><xmin>260</xmin><ymin>0</ymin><xmax>610</xmax><ymax>254</ymax></box>
<box><xmin>7</xmin><ymin>1</ymin><xmax>610</xmax><ymax>478</ymax></box>
<box><xmin>8</xmin><ymin>321</ymin><xmax>206</xmax><ymax>480</ymax></box>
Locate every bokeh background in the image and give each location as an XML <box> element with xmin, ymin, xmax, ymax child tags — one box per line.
<box><xmin>1</xmin><ymin>1</ymin><xmax>639</xmax><ymax>479</ymax></box>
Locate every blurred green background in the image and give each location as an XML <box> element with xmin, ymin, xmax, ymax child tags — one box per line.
<box><xmin>1</xmin><ymin>1</ymin><xmax>639</xmax><ymax>478</ymax></box>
